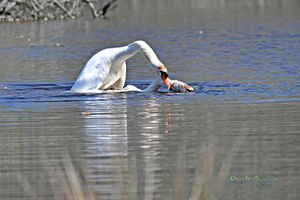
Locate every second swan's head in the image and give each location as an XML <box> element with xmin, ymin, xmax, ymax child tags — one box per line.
<box><xmin>167</xmin><ymin>79</ymin><xmax>194</xmax><ymax>93</ymax></box>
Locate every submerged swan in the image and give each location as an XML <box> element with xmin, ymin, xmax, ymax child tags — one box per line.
<box><xmin>79</xmin><ymin>78</ymin><xmax>194</xmax><ymax>94</ymax></box>
<box><xmin>71</xmin><ymin>40</ymin><xmax>169</xmax><ymax>92</ymax></box>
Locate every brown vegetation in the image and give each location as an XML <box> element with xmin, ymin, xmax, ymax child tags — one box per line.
<box><xmin>0</xmin><ymin>0</ymin><xmax>116</xmax><ymax>22</ymax></box>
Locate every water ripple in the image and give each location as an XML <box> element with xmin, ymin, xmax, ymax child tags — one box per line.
<box><xmin>1</xmin><ymin>79</ymin><xmax>299</xmax><ymax>112</ymax></box>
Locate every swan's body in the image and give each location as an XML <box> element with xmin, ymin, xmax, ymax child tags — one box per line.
<box><xmin>71</xmin><ymin>40</ymin><xmax>169</xmax><ymax>92</ymax></box>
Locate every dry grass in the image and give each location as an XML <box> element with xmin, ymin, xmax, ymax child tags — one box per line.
<box><xmin>189</xmin><ymin>137</ymin><xmax>243</xmax><ymax>200</ymax></box>
<box><xmin>18</xmin><ymin>153</ymin><xmax>98</xmax><ymax>200</ymax></box>
<box><xmin>161</xmin><ymin>135</ymin><xmax>244</xmax><ymax>200</ymax></box>
<box><xmin>17</xmin><ymin>135</ymin><xmax>243</xmax><ymax>200</ymax></box>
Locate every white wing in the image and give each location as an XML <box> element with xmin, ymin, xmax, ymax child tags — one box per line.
<box><xmin>71</xmin><ymin>50</ymin><xmax>113</xmax><ymax>92</ymax></box>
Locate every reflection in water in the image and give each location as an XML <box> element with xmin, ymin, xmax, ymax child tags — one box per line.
<box><xmin>132</xmin><ymin>101</ymin><xmax>170</xmax><ymax>200</ymax></box>
<box><xmin>79</xmin><ymin>96</ymin><xmax>173</xmax><ymax>199</ymax></box>
<box><xmin>79</xmin><ymin>95</ymin><xmax>129</xmax><ymax>199</ymax></box>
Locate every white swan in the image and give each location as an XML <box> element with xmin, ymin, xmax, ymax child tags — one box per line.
<box><xmin>71</xmin><ymin>40</ymin><xmax>169</xmax><ymax>92</ymax></box>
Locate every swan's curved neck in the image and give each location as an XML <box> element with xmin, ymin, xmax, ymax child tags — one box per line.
<box><xmin>117</xmin><ymin>41</ymin><xmax>162</xmax><ymax>64</ymax></box>
<box><xmin>142</xmin><ymin>78</ymin><xmax>163</xmax><ymax>92</ymax></box>
<box><xmin>115</xmin><ymin>40</ymin><xmax>164</xmax><ymax>76</ymax></box>
<box><xmin>131</xmin><ymin>40</ymin><xmax>163</xmax><ymax>67</ymax></box>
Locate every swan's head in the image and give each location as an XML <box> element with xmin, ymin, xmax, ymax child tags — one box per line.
<box><xmin>167</xmin><ymin>79</ymin><xmax>194</xmax><ymax>93</ymax></box>
<box><xmin>157</xmin><ymin>65</ymin><xmax>170</xmax><ymax>86</ymax></box>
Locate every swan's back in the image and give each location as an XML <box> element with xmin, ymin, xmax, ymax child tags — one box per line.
<box><xmin>71</xmin><ymin>50</ymin><xmax>110</xmax><ymax>91</ymax></box>
<box><xmin>71</xmin><ymin>47</ymin><xmax>129</xmax><ymax>92</ymax></box>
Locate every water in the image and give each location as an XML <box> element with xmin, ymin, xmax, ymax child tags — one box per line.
<box><xmin>1</xmin><ymin>1</ymin><xmax>300</xmax><ymax>199</ymax></box>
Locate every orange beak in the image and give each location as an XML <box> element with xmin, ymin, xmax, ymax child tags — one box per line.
<box><xmin>161</xmin><ymin>72</ymin><xmax>170</xmax><ymax>86</ymax></box>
